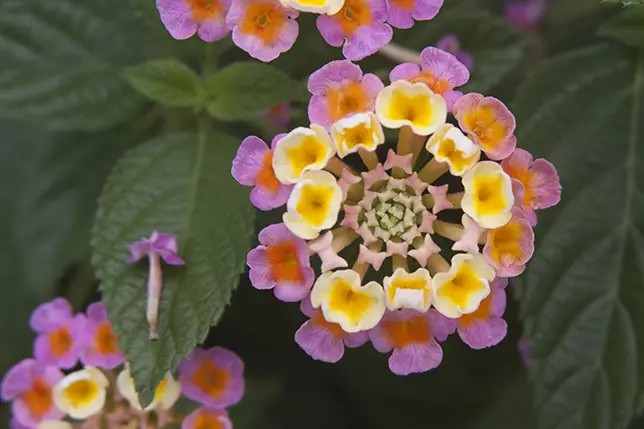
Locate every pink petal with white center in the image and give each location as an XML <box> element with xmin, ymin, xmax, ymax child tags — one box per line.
<box><xmin>360</xmin><ymin>190</ymin><xmax>379</xmax><ymax>210</ymax></box>
<box><xmin>383</xmin><ymin>149</ymin><xmax>413</xmax><ymax>174</ymax></box>
<box><xmin>400</xmin><ymin>225</ymin><xmax>420</xmax><ymax>244</ymax></box>
<box><xmin>357</xmin><ymin>245</ymin><xmax>388</xmax><ymax>271</ymax></box>
<box><xmin>418</xmin><ymin>210</ymin><xmax>436</xmax><ymax>234</ymax></box>
<box><xmin>340</xmin><ymin>205</ymin><xmax>361</xmax><ymax>229</ymax></box>
<box><xmin>452</xmin><ymin>214</ymin><xmax>483</xmax><ymax>253</ymax></box>
<box><xmin>386</xmin><ymin>241</ymin><xmax>408</xmax><ymax>257</ymax></box>
<box><xmin>356</xmin><ymin>224</ymin><xmax>378</xmax><ymax>246</ymax></box>
<box><xmin>408</xmin><ymin>234</ymin><xmax>440</xmax><ymax>266</ymax></box>
<box><xmin>427</xmin><ymin>184</ymin><xmax>453</xmax><ymax>214</ymax></box>
<box><xmin>308</xmin><ymin>231</ymin><xmax>348</xmax><ymax>272</ymax></box>
<box><xmin>362</xmin><ymin>164</ymin><xmax>389</xmax><ymax>188</ymax></box>
<box><xmin>406</xmin><ymin>173</ymin><xmax>428</xmax><ymax>195</ymax></box>
<box><xmin>337</xmin><ymin>169</ymin><xmax>362</xmax><ymax>199</ymax></box>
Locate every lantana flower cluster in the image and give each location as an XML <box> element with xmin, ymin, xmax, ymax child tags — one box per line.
<box><xmin>1</xmin><ymin>298</ymin><xmax>245</xmax><ymax>429</ymax></box>
<box><xmin>157</xmin><ymin>0</ymin><xmax>443</xmax><ymax>61</ymax></box>
<box><xmin>232</xmin><ymin>45</ymin><xmax>561</xmax><ymax>375</ymax></box>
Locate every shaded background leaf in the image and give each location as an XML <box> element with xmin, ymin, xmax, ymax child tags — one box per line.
<box><xmin>513</xmin><ymin>42</ymin><xmax>644</xmax><ymax>429</ymax></box>
<box><xmin>0</xmin><ymin>0</ymin><xmax>149</xmax><ymax>130</ymax></box>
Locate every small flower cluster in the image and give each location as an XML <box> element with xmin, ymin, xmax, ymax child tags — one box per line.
<box><xmin>232</xmin><ymin>45</ymin><xmax>561</xmax><ymax>375</ymax></box>
<box><xmin>157</xmin><ymin>0</ymin><xmax>443</xmax><ymax>61</ymax></box>
<box><xmin>1</xmin><ymin>298</ymin><xmax>245</xmax><ymax>429</ymax></box>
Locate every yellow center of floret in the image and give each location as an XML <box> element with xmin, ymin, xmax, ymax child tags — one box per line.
<box><xmin>341</xmin><ymin>122</ymin><xmax>377</xmax><ymax>151</ymax></box>
<box><xmin>388</xmin><ymin>277</ymin><xmax>428</xmax><ymax>302</ymax></box>
<box><xmin>489</xmin><ymin>222</ymin><xmax>523</xmax><ymax>264</ymax></box>
<box><xmin>63</xmin><ymin>380</ymin><xmax>99</xmax><ymax>407</ymax></box>
<box><xmin>472</xmin><ymin>174</ymin><xmax>509</xmax><ymax>217</ymax></box>
<box><xmin>296</xmin><ymin>184</ymin><xmax>334</xmax><ymax>226</ymax></box>
<box><xmin>463</xmin><ymin>107</ymin><xmax>508</xmax><ymax>149</ymax></box>
<box><xmin>436</xmin><ymin>138</ymin><xmax>477</xmax><ymax>173</ymax></box>
<box><xmin>387</xmin><ymin>91</ymin><xmax>432</xmax><ymax>127</ymax></box>
<box><xmin>153</xmin><ymin>379</ymin><xmax>168</xmax><ymax>403</ymax></box>
<box><xmin>437</xmin><ymin>263</ymin><xmax>487</xmax><ymax>308</ymax></box>
<box><xmin>328</xmin><ymin>279</ymin><xmax>373</xmax><ymax>322</ymax></box>
<box><xmin>295</xmin><ymin>0</ymin><xmax>329</xmax><ymax>6</ymax></box>
<box><xmin>287</xmin><ymin>136</ymin><xmax>328</xmax><ymax>178</ymax></box>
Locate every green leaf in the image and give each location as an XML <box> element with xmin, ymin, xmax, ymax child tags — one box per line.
<box><xmin>91</xmin><ymin>129</ymin><xmax>254</xmax><ymax>405</ymax></box>
<box><xmin>513</xmin><ymin>44</ymin><xmax>644</xmax><ymax>429</ymax></box>
<box><xmin>124</xmin><ymin>59</ymin><xmax>204</xmax><ymax>107</ymax></box>
<box><xmin>385</xmin><ymin>0</ymin><xmax>530</xmax><ymax>93</ymax></box>
<box><xmin>0</xmin><ymin>120</ymin><xmax>130</xmax><ymax>375</ymax></box>
<box><xmin>205</xmin><ymin>62</ymin><xmax>307</xmax><ymax>121</ymax></box>
<box><xmin>0</xmin><ymin>0</ymin><xmax>146</xmax><ymax>130</ymax></box>
<box><xmin>599</xmin><ymin>7</ymin><xmax>644</xmax><ymax>47</ymax></box>
<box><xmin>602</xmin><ymin>0</ymin><xmax>644</xmax><ymax>6</ymax></box>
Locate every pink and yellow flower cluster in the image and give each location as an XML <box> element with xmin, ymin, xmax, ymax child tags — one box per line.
<box><xmin>232</xmin><ymin>45</ymin><xmax>561</xmax><ymax>375</ymax></box>
<box><xmin>1</xmin><ymin>298</ymin><xmax>245</xmax><ymax>429</ymax></box>
<box><xmin>156</xmin><ymin>0</ymin><xmax>443</xmax><ymax>61</ymax></box>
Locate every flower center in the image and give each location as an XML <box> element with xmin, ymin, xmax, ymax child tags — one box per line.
<box><xmin>49</xmin><ymin>325</ymin><xmax>73</xmax><ymax>358</ymax></box>
<box><xmin>187</xmin><ymin>0</ymin><xmax>221</xmax><ymax>22</ymax></box>
<box><xmin>193</xmin><ymin>361</ymin><xmax>230</xmax><ymax>399</ymax></box>
<box><xmin>63</xmin><ymin>379</ymin><xmax>99</xmax><ymax>407</ymax></box>
<box><xmin>240</xmin><ymin>2</ymin><xmax>285</xmax><ymax>43</ymax></box>
<box><xmin>95</xmin><ymin>322</ymin><xmax>119</xmax><ymax>355</ymax></box>
<box><xmin>336</xmin><ymin>0</ymin><xmax>372</xmax><ymax>34</ymax></box>
<box><xmin>22</xmin><ymin>378</ymin><xmax>52</xmax><ymax>419</ymax></box>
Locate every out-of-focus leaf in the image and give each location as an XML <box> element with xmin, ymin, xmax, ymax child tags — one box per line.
<box><xmin>229</xmin><ymin>377</ymin><xmax>283</xmax><ymax>429</ymax></box>
<box><xmin>92</xmin><ymin>130</ymin><xmax>254</xmax><ymax>405</ymax></box>
<box><xmin>513</xmin><ymin>43</ymin><xmax>644</xmax><ymax>429</ymax></box>
<box><xmin>205</xmin><ymin>62</ymin><xmax>307</xmax><ymax>121</ymax></box>
<box><xmin>0</xmin><ymin>120</ymin><xmax>129</xmax><ymax>375</ymax></box>
<box><xmin>541</xmin><ymin>0</ymin><xmax>619</xmax><ymax>52</ymax></box>
<box><xmin>599</xmin><ymin>7</ymin><xmax>644</xmax><ymax>47</ymax></box>
<box><xmin>124</xmin><ymin>59</ymin><xmax>204</xmax><ymax>107</ymax></box>
<box><xmin>0</xmin><ymin>0</ymin><xmax>146</xmax><ymax>130</ymax></box>
<box><xmin>384</xmin><ymin>0</ymin><xmax>530</xmax><ymax>93</ymax></box>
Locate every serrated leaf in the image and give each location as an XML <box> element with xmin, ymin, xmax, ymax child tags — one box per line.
<box><xmin>385</xmin><ymin>0</ymin><xmax>530</xmax><ymax>93</ymax></box>
<box><xmin>0</xmin><ymin>0</ymin><xmax>146</xmax><ymax>130</ymax></box>
<box><xmin>0</xmin><ymin>120</ymin><xmax>130</xmax><ymax>375</ymax></box>
<box><xmin>124</xmin><ymin>59</ymin><xmax>204</xmax><ymax>107</ymax></box>
<box><xmin>599</xmin><ymin>7</ymin><xmax>644</xmax><ymax>47</ymax></box>
<box><xmin>91</xmin><ymin>130</ymin><xmax>254</xmax><ymax>405</ymax></box>
<box><xmin>603</xmin><ymin>0</ymin><xmax>644</xmax><ymax>6</ymax></box>
<box><xmin>514</xmin><ymin>44</ymin><xmax>644</xmax><ymax>429</ymax></box>
<box><xmin>206</xmin><ymin>62</ymin><xmax>307</xmax><ymax>121</ymax></box>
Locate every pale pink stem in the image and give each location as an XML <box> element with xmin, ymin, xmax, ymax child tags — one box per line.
<box><xmin>147</xmin><ymin>253</ymin><xmax>162</xmax><ymax>340</ymax></box>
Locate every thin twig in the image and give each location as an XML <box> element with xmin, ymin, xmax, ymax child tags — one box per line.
<box><xmin>378</xmin><ymin>43</ymin><xmax>421</xmax><ymax>64</ymax></box>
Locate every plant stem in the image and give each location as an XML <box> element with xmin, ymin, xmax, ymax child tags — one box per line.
<box><xmin>378</xmin><ymin>43</ymin><xmax>421</xmax><ymax>64</ymax></box>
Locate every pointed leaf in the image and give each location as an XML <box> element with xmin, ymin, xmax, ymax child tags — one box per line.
<box><xmin>123</xmin><ymin>59</ymin><xmax>204</xmax><ymax>107</ymax></box>
<box><xmin>206</xmin><ymin>62</ymin><xmax>307</xmax><ymax>121</ymax></box>
<box><xmin>514</xmin><ymin>43</ymin><xmax>644</xmax><ymax>429</ymax></box>
<box><xmin>91</xmin><ymin>130</ymin><xmax>254</xmax><ymax>405</ymax></box>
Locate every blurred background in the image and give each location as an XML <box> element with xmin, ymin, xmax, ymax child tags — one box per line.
<box><xmin>1</xmin><ymin>0</ymin><xmax>643</xmax><ymax>427</ymax></box>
